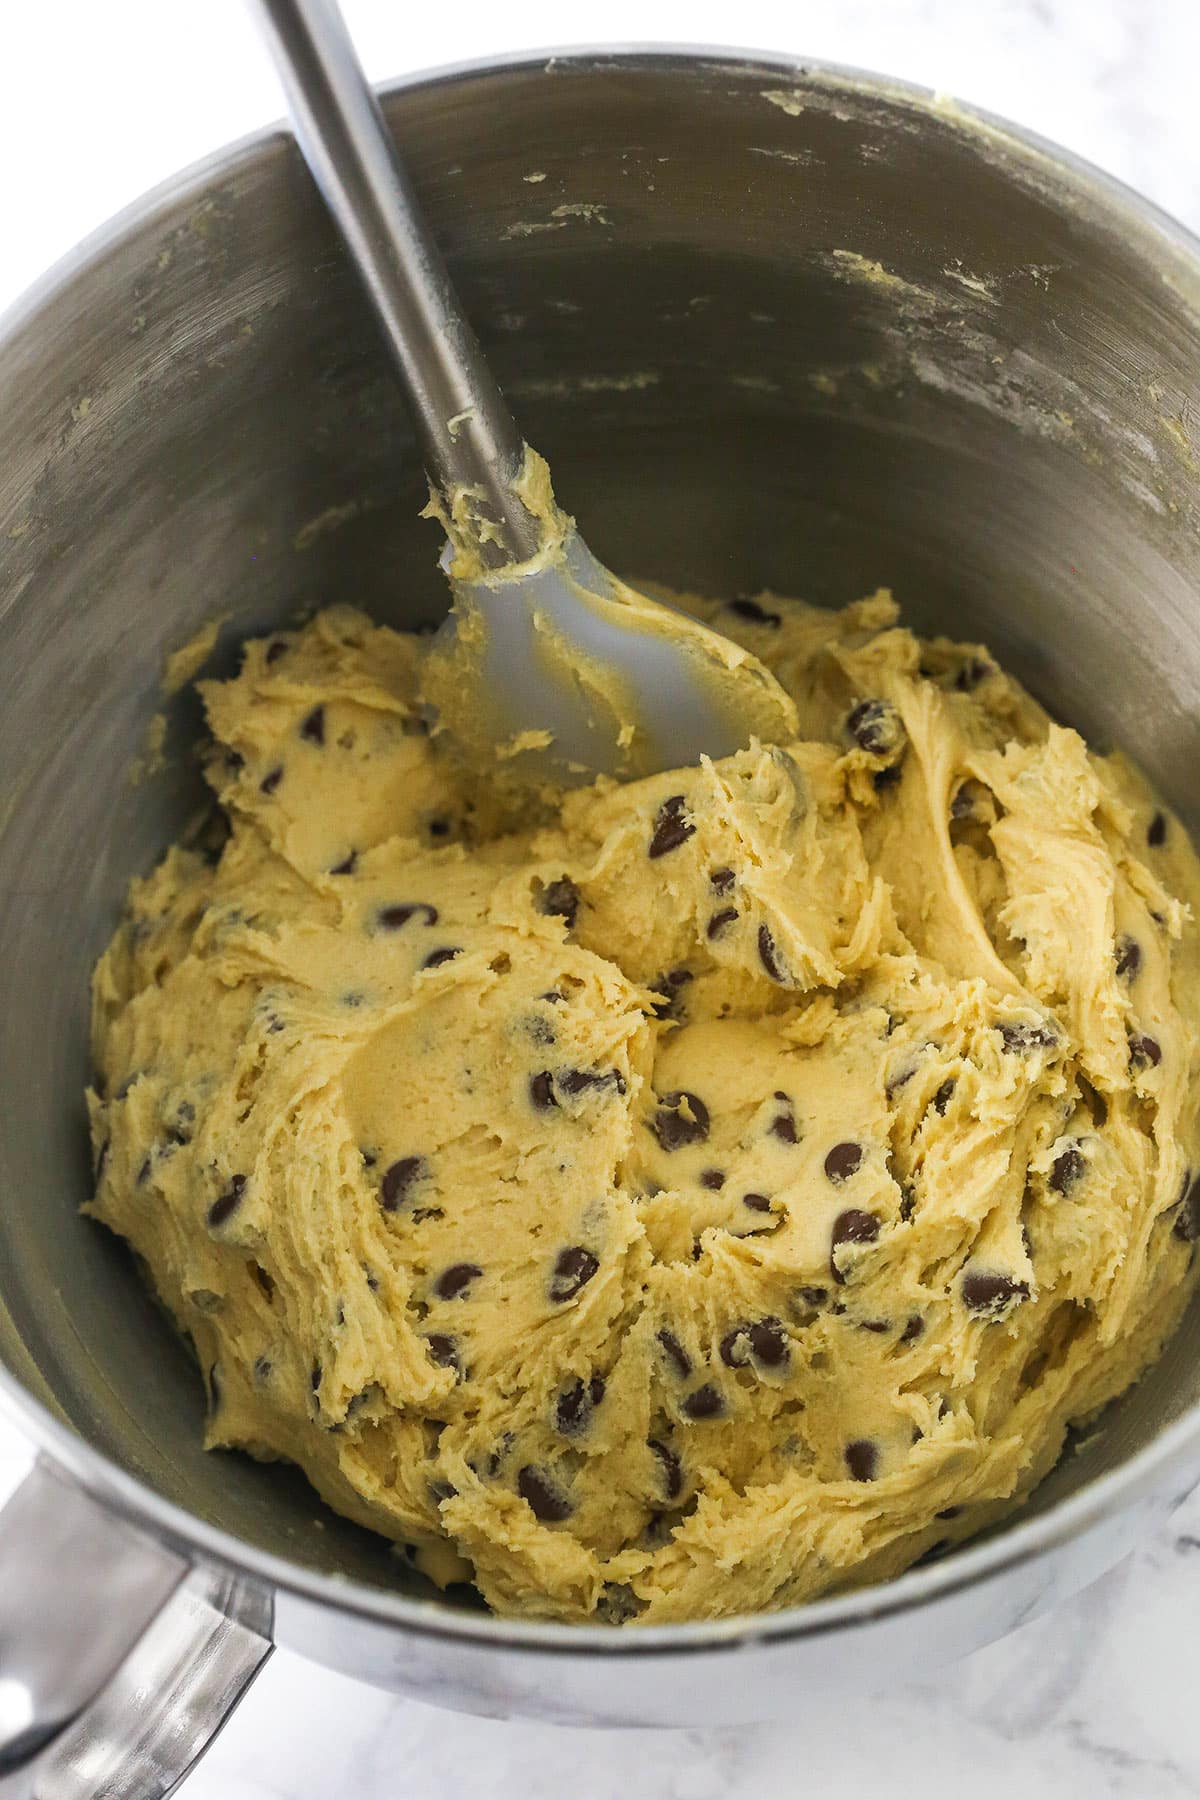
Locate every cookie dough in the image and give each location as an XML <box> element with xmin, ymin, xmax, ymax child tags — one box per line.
<box><xmin>88</xmin><ymin>589</ymin><xmax>1200</xmax><ymax>1624</ymax></box>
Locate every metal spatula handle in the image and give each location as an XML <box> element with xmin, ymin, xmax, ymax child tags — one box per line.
<box><xmin>250</xmin><ymin>0</ymin><xmax>540</xmax><ymax>565</ymax></box>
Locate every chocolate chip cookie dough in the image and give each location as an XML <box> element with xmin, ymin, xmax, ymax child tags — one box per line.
<box><xmin>88</xmin><ymin>589</ymin><xmax>1200</xmax><ymax>1624</ymax></box>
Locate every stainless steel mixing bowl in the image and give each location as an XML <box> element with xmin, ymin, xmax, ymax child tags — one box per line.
<box><xmin>4</xmin><ymin>46</ymin><xmax>1200</xmax><ymax>1795</ymax></box>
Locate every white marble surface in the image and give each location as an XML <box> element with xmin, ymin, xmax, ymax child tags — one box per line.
<box><xmin>3</xmin><ymin>0</ymin><xmax>1200</xmax><ymax>1793</ymax></box>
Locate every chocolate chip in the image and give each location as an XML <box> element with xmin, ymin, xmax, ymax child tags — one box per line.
<box><xmin>330</xmin><ymin>850</ymin><xmax>357</xmax><ymax>876</ymax></box>
<box><xmin>300</xmin><ymin>705</ymin><xmax>325</xmax><ymax>745</ymax></box>
<box><xmin>1130</xmin><ymin>1032</ymin><xmax>1162</xmax><ymax>1069</ymax></box>
<box><xmin>706</xmin><ymin>906</ymin><xmax>739</xmax><ymax>940</ymax></box>
<box><xmin>961</xmin><ymin>1268</ymin><xmax>1029</xmax><ymax>1315</ymax></box>
<box><xmin>650</xmin><ymin>967</ymin><xmax>693</xmax><ymax>1020</ymax></box>
<box><xmin>830</xmin><ymin>1208</ymin><xmax>880</xmax><ymax>1283</ymax></box>
<box><xmin>997</xmin><ymin>1020</ymin><xmax>1058</xmax><ymax>1053</ymax></box>
<box><xmin>421</xmin><ymin>946</ymin><xmax>462</xmax><ymax>970</ymax></box>
<box><xmin>770</xmin><ymin>1110</ymin><xmax>798</xmax><ymax>1145</ymax></box>
<box><xmin>648</xmin><ymin>1437</ymin><xmax>683</xmax><ymax>1500</ymax></box>
<box><xmin>517</xmin><ymin>1466</ymin><xmax>571</xmax><ymax>1522</ymax></box>
<box><xmin>681</xmin><ymin>1383</ymin><xmax>725</xmax><ymax>1421</ymax></box>
<box><xmin>749</xmin><ymin>1317</ymin><xmax>789</xmax><ymax>1366</ymax></box>
<box><xmin>555</xmin><ymin>1374</ymin><xmax>605</xmax><ymax>1434</ymax></box>
<box><xmin>381</xmin><ymin>1156</ymin><xmax>425</xmax><ymax>1212</ymax></box>
<box><xmin>698</xmin><ymin>1168</ymin><xmax>726</xmax><ymax>1192</ymax></box>
<box><xmin>1049</xmin><ymin>1145</ymin><xmax>1085</xmax><ymax>1194</ymax></box>
<box><xmin>549</xmin><ymin>1245</ymin><xmax>599</xmax><ymax>1303</ymax></box>
<box><xmin>377</xmin><ymin>902</ymin><xmax>439</xmax><ymax>931</ymax></box>
<box><xmin>1174</xmin><ymin>1175</ymin><xmax>1200</xmax><ymax>1243</ymax></box>
<box><xmin>259</xmin><ymin>765</ymin><xmax>283</xmax><ymax>796</ymax></box>
<box><xmin>859</xmin><ymin>1319</ymin><xmax>890</xmax><ymax>1334</ymax></box>
<box><xmin>1148</xmin><ymin>810</ymin><xmax>1167</xmax><ymax>848</ymax></box>
<box><xmin>1115</xmin><ymin>935</ymin><xmax>1142</xmax><ymax>979</ymax></box>
<box><xmin>426</xmin><ymin>1333</ymin><xmax>461</xmax><ymax>1372</ymax></box>
<box><xmin>657</xmin><ymin>1329</ymin><xmax>692</xmax><ymax>1378</ymax></box>
<box><xmin>743</xmin><ymin>1192</ymin><xmax>772</xmax><ymax>1213</ymax></box>
<box><xmin>950</xmin><ymin>783</ymin><xmax>977</xmax><ymax>820</ymax></box>
<box><xmin>757</xmin><ymin>923</ymin><xmax>790</xmax><ymax>984</ymax></box>
<box><xmin>427</xmin><ymin>816</ymin><xmax>452</xmax><ymax>839</ymax></box>
<box><xmin>434</xmin><ymin>1262</ymin><xmax>482</xmax><ymax>1301</ymax></box>
<box><xmin>931</xmin><ymin>1079</ymin><xmax>956</xmax><ymax>1116</ymax></box>
<box><xmin>537</xmin><ymin>877</ymin><xmax>580</xmax><ymax>930</ymax></box>
<box><xmin>648</xmin><ymin>795</ymin><xmax>695</xmax><ymax>859</ymax></box>
<box><xmin>651</xmin><ymin>1090</ymin><xmax>710</xmax><ymax>1151</ymax></box>
<box><xmin>728</xmin><ymin>597</ymin><xmax>782</xmax><ymax>627</ymax></box>
<box><xmin>207</xmin><ymin>1174</ymin><xmax>246</xmax><ymax>1229</ymax></box>
<box><xmin>265</xmin><ymin>639</ymin><xmax>288</xmax><ymax>665</ymax></box>
<box><xmin>709</xmin><ymin>867</ymin><xmax>735</xmax><ymax>895</ymax></box>
<box><xmin>824</xmin><ymin>1141</ymin><xmax>864</xmax><ymax>1183</ymax></box>
<box><xmin>798</xmin><ymin>1285</ymin><xmax>828</xmax><ymax>1306</ymax></box>
<box><xmin>846</xmin><ymin>699</ymin><xmax>901</xmax><ymax>755</ymax></box>
<box><xmin>529</xmin><ymin>1071</ymin><xmax>557</xmax><ymax>1110</ymax></box>
<box><xmin>900</xmin><ymin>1314</ymin><xmax>925</xmax><ymax>1343</ymax></box>
<box><xmin>845</xmin><ymin>1439</ymin><xmax>879</xmax><ymax>1481</ymax></box>
<box><xmin>955</xmin><ymin>657</ymin><xmax>992</xmax><ymax>692</ymax></box>
<box><xmin>558</xmin><ymin>1067</ymin><xmax>626</xmax><ymax>1098</ymax></box>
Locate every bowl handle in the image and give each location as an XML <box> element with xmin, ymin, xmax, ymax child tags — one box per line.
<box><xmin>0</xmin><ymin>1459</ymin><xmax>273</xmax><ymax>1796</ymax></box>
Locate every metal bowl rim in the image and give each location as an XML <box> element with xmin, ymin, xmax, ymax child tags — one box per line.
<box><xmin>3</xmin><ymin>41</ymin><xmax>1200</xmax><ymax>1656</ymax></box>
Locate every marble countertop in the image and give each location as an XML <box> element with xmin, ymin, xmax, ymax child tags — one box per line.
<box><xmin>3</xmin><ymin>1</ymin><xmax>1200</xmax><ymax>1794</ymax></box>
